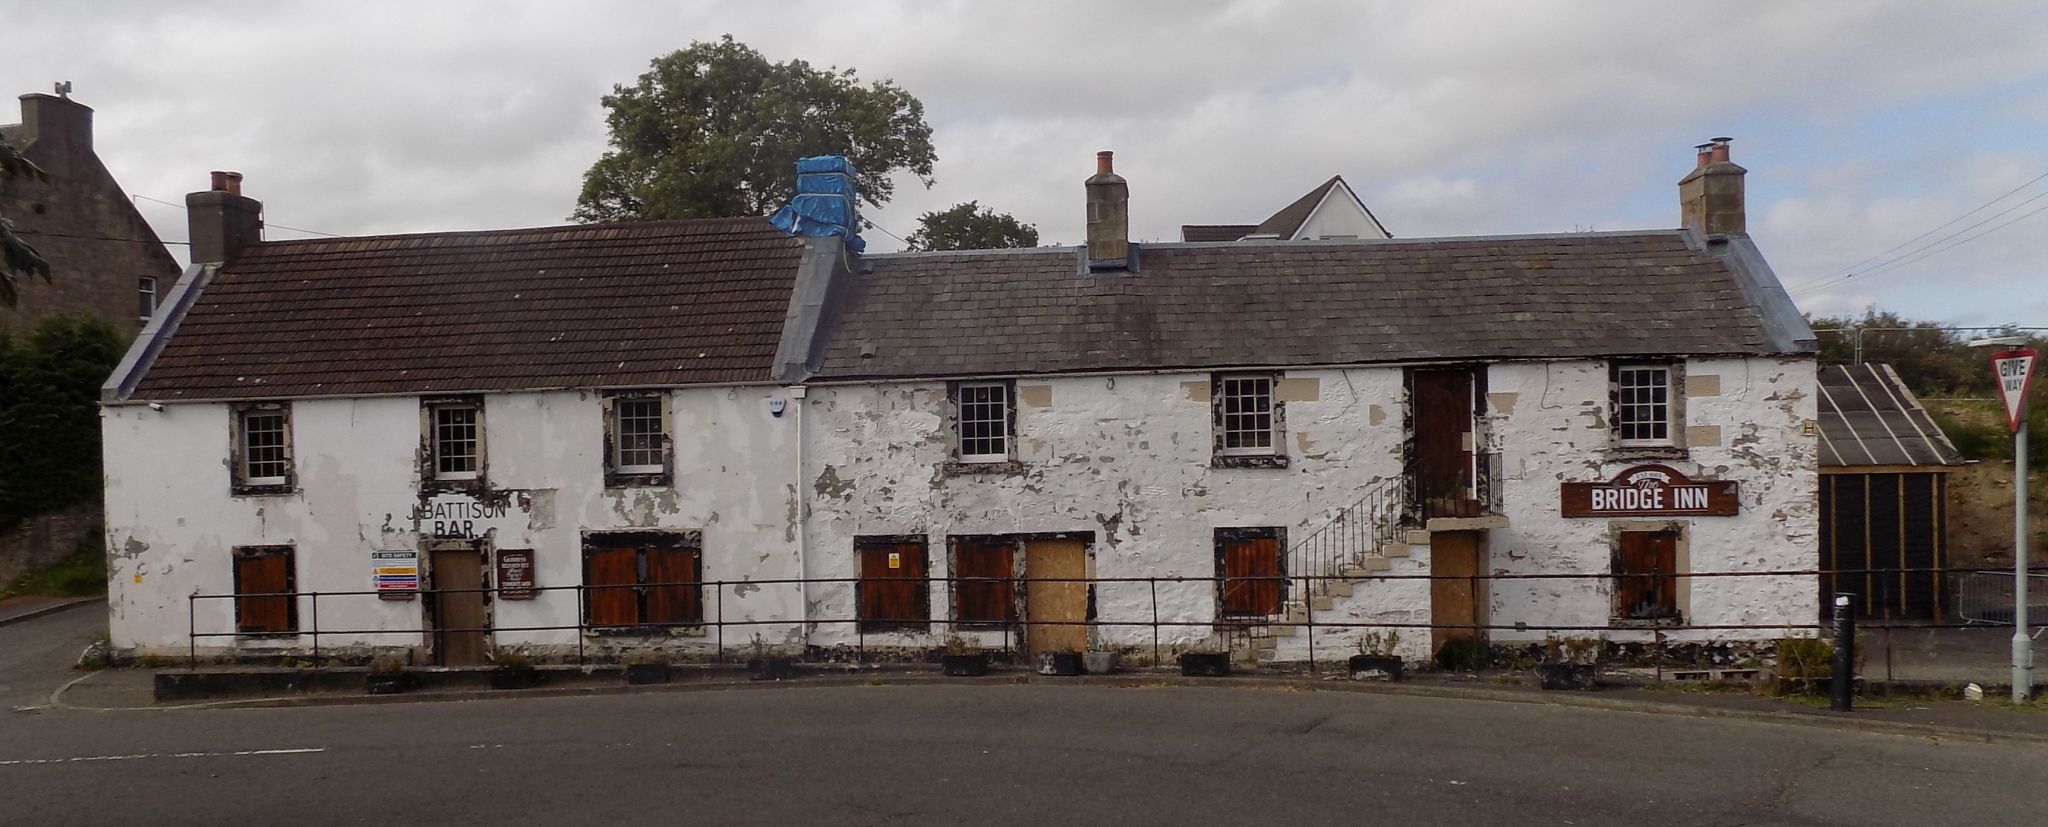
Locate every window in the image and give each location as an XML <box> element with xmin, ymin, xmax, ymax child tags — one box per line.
<box><xmin>426</xmin><ymin>399</ymin><xmax>483</xmax><ymax>482</ymax></box>
<box><xmin>856</xmin><ymin>536</ymin><xmax>930</xmax><ymax>632</ymax></box>
<box><xmin>137</xmin><ymin>277</ymin><xmax>158</xmax><ymax>322</ymax></box>
<box><xmin>612</xmin><ymin>397</ymin><xmax>665</xmax><ymax>473</ymax></box>
<box><xmin>951</xmin><ymin>537</ymin><xmax>1018</xmax><ymax>627</ymax></box>
<box><xmin>1615</xmin><ymin>530</ymin><xmax>1681</xmax><ymax>622</ymax></box>
<box><xmin>1615</xmin><ymin>365</ymin><xmax>1673</xmax><ymax>446</ymax></box>
<box><xmin>953</xmin><ymin>381</ymin><xmax>1013</xmax><ymax>462</ymax></box>
<box><xmin>231</xmin><ymin>402</ymin><xmax>293</xmax><ymax>495</ymax></box>
<box><xmin>1216</xmin><ymin>528</ymin><xmax>1286</xmax><ymax>619</ymax></box>
<box><xmin>232</xmin><ymin>545</ymin><xmax>297</xmax><ymax>636</ymax></box>
<box><xmin>1216</xmin><ymin>373</ymin><xmax>1279</xmax><ymax>456</ymax></box>
<box><xmin>583</xmin><ymin>532</ymin><xmax>702</xmax><ymax>629</ymax></box>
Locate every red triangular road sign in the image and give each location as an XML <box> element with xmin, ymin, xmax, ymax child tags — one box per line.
<box><xmin>1992</xmin><ymin>347</ymin><xmax>2037</xmax><ymax>433</ymax></box>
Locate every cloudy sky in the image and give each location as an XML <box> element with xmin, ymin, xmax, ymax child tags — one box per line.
<box><xmin>7</xmin><ymin>1</ymin><xmax>2046</xmax><ymax>325</ymax></box>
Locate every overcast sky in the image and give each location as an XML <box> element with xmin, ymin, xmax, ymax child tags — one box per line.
<box><xmin>7</xmin><ymin>1</ymin><xmax>2046</xmax><ymax>326</ymax></box>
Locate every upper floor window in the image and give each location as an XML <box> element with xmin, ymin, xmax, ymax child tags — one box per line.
<box><xmin>137</xmin><ymin>277</ymin><xmax>158</xmax><ymax>322</ymax></box>
<box><xmin>1217</xmin><ymin>374</ymin><xmax>1277</xmax><ymax>456</ymax></box>
<box><xmin>426</xmin><ymin>398</ymin><xmax>483</xmax><ymax>482</ymax></box>
<box><xmin>231</xmin><ymin>401</ymin><xmax>294</xmax><ymax>495</ymax></box>
<box><xmin>954</xmin><ymin>381</ymin><xmax>1013</xmax><ymax>463</ymax></box>
<box><xmin>604</xmin><ymin>392</ymin><xmax>671</xmax><ymax>487</ymax></box>
<box><xmin>1615</xmin><ymin>365</ymin><xmax>1673</xmax><ymax>446</ymax></box>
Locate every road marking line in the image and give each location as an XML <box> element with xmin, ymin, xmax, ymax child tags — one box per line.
<box><xmin>0</xmin><ymin>747</ymin><xmax>325</xmax><ymax>766</ymax></box>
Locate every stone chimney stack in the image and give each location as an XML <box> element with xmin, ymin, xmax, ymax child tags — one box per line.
<box><xmin>16</xmin><ymin>93</ymin><xmax>94</xmax><ymax>175</ymax></box>
<box><xmin>1678</xmin><ymin>137</ymin><xmax>1746</xmax><ymax>236</ymax></box>
<box><xmin>187</xmin><ymin>170</ymin><xmax>263</xmax><ymax>265</ymax></box>
<box><xmin>1085</xmin><ymin>150</ymin><xmax>1130</xmax><ymax>265</ymax></box>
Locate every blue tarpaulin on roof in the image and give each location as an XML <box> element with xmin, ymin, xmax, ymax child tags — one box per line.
<box><xmin>772</xmin><ymin>156</ymin><xmax>865</xmax><ymax>252</ymax></box>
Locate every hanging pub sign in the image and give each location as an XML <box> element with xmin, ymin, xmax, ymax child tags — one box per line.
<box><xmin>1560</xmin><ymin>464</ymin><xmax>1739</xmax><ymax>517</ymax></box>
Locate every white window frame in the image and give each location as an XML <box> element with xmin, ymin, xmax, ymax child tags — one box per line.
<box><xmin>239</xmin><ymin>409</ymin><xmax>290</xmax><ymax>486</ymax></box>
<box><xmin>612</xmin><ymin>396</ymin><xmax>666</xmax><ymax>475</ymax></box>
<box><xmin>1616</xmin><ymin>365</ymin><xmax>1674</xmax><ymax>447</ymax></box>
<box><xmin>430</xmin><ymin>402</ymin><xmax>482</xmax><ymax>481</ymax></box>
<box><xmin>955</xmin><ymin>381</ymin><xmax>1012</xmax><ymax>463</ymax></box>
<box><xmin>1218</xmin><ymin>374</ymin><xmax>1278</xmax><ymax>456</ymax></box>
<box><xmin>138</xmin><ymin>276</ymin><xmax>158</xmax><ymax>322</ymax></box>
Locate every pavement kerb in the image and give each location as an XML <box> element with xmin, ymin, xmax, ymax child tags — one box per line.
<box><xmin>46</xmin><ymin>668</ymin><xmax>2048</xmax><ymax>747</ymax></box>
<box><xmin>0</xmin><ymin>596</ymin><xmax>100</xmax><ymax>628</ymax></box>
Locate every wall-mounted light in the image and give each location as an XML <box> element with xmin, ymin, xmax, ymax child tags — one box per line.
<box><xmin>147</xmin><ymin>402</ymin><xmax>166</xmax><ymax>413</ymax></box>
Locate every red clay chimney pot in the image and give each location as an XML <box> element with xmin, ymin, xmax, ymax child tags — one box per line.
<box><xmin>223</xmin><ymin>171</ymin><xmax>243</xmax><ymax>196</ymax></box>
<box><xmin>1708</xmin><ymin>138</ymin><xmax>1731</xmax><ymax>164</ymax></box>
<box><xmin>209</xmin><ymin>170</ymin><xmax>229</xmax><ymax>192</ymax></box>
<box><xmin>1096</xmin><ymin>150</ymin><xmax>1114</xmax><ymax>175</ymax></box>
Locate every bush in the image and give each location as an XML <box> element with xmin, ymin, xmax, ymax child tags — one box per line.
<box><xmin>1</xmin><ymin>530</ymin><xmax>106</xmax><ymax>598</ymax></box>
<box><xmin>0</xmin><ymin>313</ymin><xmax>126</xmax><ymax>532</ymax></box>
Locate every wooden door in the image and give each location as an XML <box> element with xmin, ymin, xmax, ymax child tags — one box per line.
<box><xmin>1219</xmin><ymin>534</ymin><xmax>1282</xmax><ymax>618</ymax></box>
<box><xmin>430</xmin><ymin>545</ymin><xmax>490</xmax><ymax>666</ymax></box>
<box><xmin>951</xmin><ymin>539</ymin><xmax>1016</xmax><ymax>625</ymax></box>
<box><xmin>1429</xmin><ymin>530</ymin><xmax>1486</xmax><ymax>653</ymax></box>
<box><xmin>1616</xmin><ymin>531</ymin><xmax>1678</xmax><ymax>620</ymax></box>
<box><xmin>1412</xmin><ymin>369</ymin><xmax>1476</xmax><ymax>518</ymax></box>
<box><xmin>857</xmin><ymin>541</ymin><xmax>929</xmax><ymax>631</ymax></box>
<box><xmin>232</xmin><ymin>546</ymin><xmax>296</xmax><ymax>635</ymax></box>
<box><xmin>1024</xmin><ymin>539</ymin><xmax>1088</xmax><ymax>655</ymax></box>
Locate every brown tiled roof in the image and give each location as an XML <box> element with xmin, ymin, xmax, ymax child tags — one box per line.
<box><xmin>813</xmin><ymin>230</ymin><xmax>1800</xmax><ymax>380</ymax></box>
<box><xmin>1179</xmin><ymin>224</ymin><xmax>1257</xmax><ymax>242</ymax></box>
<box><xmin>1817</xmin><ymin>363</ymin><xmax>1964</xmax><ymax>468</ymax></box>
<box><xmin>131</xmin><ymin>219</ymin><xmax>804</xmax><ymax>400</ymax></box>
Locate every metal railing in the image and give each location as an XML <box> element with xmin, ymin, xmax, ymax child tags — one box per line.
<box><xmin>1953</xmin><ymin>571</ymin><xmax>2048</xmax><ymax>630</ymax></box>
<box><xmin>1284</xmin><ymin>472</ymin><xmax>1407</xmax><ymax>615</ymax></box>
<box><xmin>178</xmin><ymin>567</ymin><xmax>2004</xmax><ymax>678</ymax></box>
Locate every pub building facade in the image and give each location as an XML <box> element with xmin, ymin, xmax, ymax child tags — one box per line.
<box><xmin>102</xmin><ymin>141</ymin><xmax>1819</xmax><ymax>666</ymax></box>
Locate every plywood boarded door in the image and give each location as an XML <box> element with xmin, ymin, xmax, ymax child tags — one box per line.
<box><xmin>430</xmin><ymin>545</ymin><xmax>490</xmax><ymax>667</ymax></box>
<box><xmin>1428</xmin><ymin>530</ymin><xmax>1486</xmax><ymax>653</ymax></box>
<box><xmin>1024</xmin><ymin>539</ymin><xmax>1088</xmax><ymax>655</ymax></box>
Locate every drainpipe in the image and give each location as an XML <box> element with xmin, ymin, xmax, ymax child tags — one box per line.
<box><xmin>790</xmin><ymin>385</ymin><xmax>809</xmax><ymax>647</ymax></box>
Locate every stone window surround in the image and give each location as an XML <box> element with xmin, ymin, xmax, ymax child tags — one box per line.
<box><xmin>1607</xmin><ymin>520</ymin><xmax>1689</xmax><ymax>627</ymax></box>
<box><xmin>940</xmin><ymin>379</ymin><xmax>1026</xmax><ymax>476</ymax></box>
<box><xmin>601</xmin><ymin>390</ymin><xmax>674</xmax><ymax>489</ymax></box>
<box><xmin>1607</xmin><ymin>360</ymin><xmax>1689</xmax><ymax>462</ymax></box>
<box><xmin>1212</xmin><ymin>371</ymin><xmax>1290</xmax><ymax>469</ymax></box>
<box><xmin>419</xmin><ymin>395</ymin><xmax>487</xmax><ymax>494</ymax></box>
<box><xmin>228</xmin><ymin>400</ymin><xmax>296</xmax><ymax>497</ymax></box>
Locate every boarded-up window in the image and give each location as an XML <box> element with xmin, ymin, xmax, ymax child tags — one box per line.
<box><xmin>1217</xmin><ymin>529</ymin><xmax>1284</xmax><ymax>618</ymax></box>
<box><xmin>1615</xmin><ymin>530</ymin><xmax>1680</xmax><ymax>621</ymax></box>
<box><xmin>952</xmin><ymin>538</ymin><xmax>1017</xmax><ymax>626</ymax></box>
<box><xmin>857</xmin><ymin>537</ymin><xmax>929</xmax><ymax>632</ymax></box>
<box><xmin>583</xmin><ymin>533</ymin><xmax>702</xmax><ymax>629</ymax></box>
<box><xmin>232</xmin><ymin>545</ymin><xmax>297</xmax><ymax>635</ymax></box>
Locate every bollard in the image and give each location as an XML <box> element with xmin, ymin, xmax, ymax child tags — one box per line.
<box><xmin>1831</xmin><ymin>593</ymin><xmax>1855</xmax><ymax>712</ymax></box>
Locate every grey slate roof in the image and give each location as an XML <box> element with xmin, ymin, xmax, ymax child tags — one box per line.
<box><xmin>0</xmin><ymin>122</ymin><xmax>21</xmax><ymax>144</ymax></box>
<box><xmin>811</xmin><ymin>230</ymin><xmax>1812</xmax><ymax>380</ymax></box>
<box><xmin>1817</xmin><ymin>363</ymin><xmax>1964</xmax><ymax>468</ymax></box>
<box><xmin>1179</xmin><ymin>224</ymin><xmax>1258</xmax><ymax>242</ymax></box>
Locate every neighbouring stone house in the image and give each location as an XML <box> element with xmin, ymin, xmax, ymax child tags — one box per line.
<box><xmin>2</xmin><ymin>90</ymin><xmax>181</xmax><ymax>331</ymax></box>
<box><xmin>101</xmin><ymin>140</ymin><xmax>1819</xmax><ymax>667</ymax></box>
<box><xmin>1180</xmin><ymin>174</ymin><xmax>1391</xmax><ymax>242</ymax></box>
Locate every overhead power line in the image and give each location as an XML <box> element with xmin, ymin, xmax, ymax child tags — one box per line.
<box><xmin>1786</xmin><ymin>169</ymin><xmax>2048</xmax><ymax>296</ymax></box>
<box><xmin>131</xmin><ymin>193</ymin><xmax>343</xmax><ymax>238</ymax></box>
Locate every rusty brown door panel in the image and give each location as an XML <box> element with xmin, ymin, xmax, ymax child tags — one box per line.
<box><xmin>858</xmin><ymin>542</ymin><xmax>929</xmax><ymax>631</ymax></box>
<box><xmin>1024</xmin><ymin>539</ymin><xmax>1088</xmax><ymax>655</ymax></box>
<box><xmin>1220</xmin><ymin>535</ymin><xmax>1282</xmax><ymax>618</ymax></box>
<box><xmin>1413</xmin><ymin>369</ymin><xmax>1477</xmax><ymax>518</ymax></box>
<box><xmin>430</xmin><ymin>546</ymin><xmax>489</xmax><ymax>667</ymax></box>
<box><xmin>643</xmin><ymin>546</ymin><xmax>702</xmax><ymax>627</ymax></box>
<box><xmin>1617</xmin><ymin>531</ymin><xmax>1678</xmax><ymax>620</ymax></box>
<box><xmin>233</xmin><ymin>547</ymin><xmax>295</xmax><ymax>635</ymax></box>
<box><xmin>952</xmin><ymin>539</ymin><xmax>1017</xmax><ymax>625</ymax></box>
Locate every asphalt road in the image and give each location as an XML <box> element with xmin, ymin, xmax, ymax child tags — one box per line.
<box><xmin>0</xmin><ymin>600</ymin><xmax>102</xmax><ymax>709</ymax></box>
<box><xmin>3</xmin><ymin>678</ymin><xmax>2045</xmax><ymax>826</ymax></box>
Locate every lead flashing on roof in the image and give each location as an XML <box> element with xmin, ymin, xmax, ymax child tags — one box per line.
<box><xmin>103</xmin><ymin>262</ymin><xmax>216</xmax><ymax>402</ymax></box>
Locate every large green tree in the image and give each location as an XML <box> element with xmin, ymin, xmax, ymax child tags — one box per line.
<box><xmin>573</xmin><ymin>36</ymin><xmax>937</xmax><ymax>223</ymax></box>
<box><xmin>0</xmin><ymin>136</ymin><xmax>52</xmax><ymax>307</ymax></box>
<box><xmin>904</xmin><ymin>201</ymin><xmax>1038</xmax><ymax>252</ymax></box>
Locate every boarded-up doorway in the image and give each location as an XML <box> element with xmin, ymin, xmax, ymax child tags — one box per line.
<box><xmin>1411</xmin><ymin>368</ymin><xmax>1480</xmax><ymax>518</ymax></box>
<box><xmin>1024</xmin><ymin>538</ymin><xmax>1088</xmax><ymax>656</ymax></box>
<box><xmin>428</xmin><ymin>540</ymin><xmax>490</xmax><ymax>666</ymax></box>
<box><xmin>1429</xmin><ymin>530</ymin><xmax>1487</xmax><ymax>653</ymax></box>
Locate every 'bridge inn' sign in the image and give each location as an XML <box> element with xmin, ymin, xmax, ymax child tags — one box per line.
<box><xmin>1560</xmin><ymin>464</ymin><xmax>1740</xmax><ymax>517</ymax></box>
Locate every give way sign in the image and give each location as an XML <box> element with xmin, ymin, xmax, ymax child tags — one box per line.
<box><xmin>1992</xmin><ymin>347</ymin><xmax>2037</xmax><ymax>433</ymax></box>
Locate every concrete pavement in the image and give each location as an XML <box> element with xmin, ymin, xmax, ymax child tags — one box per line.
<box><xmin>4</xmin><ymin>684</ymin><xmax>2045</xmax><ymax>826</ymax></box>
<box><xmin>0</xmin><ymin>598</ymin><xmax>101</xmax><ymax>709</ymax></box>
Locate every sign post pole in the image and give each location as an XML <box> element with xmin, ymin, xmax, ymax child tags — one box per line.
<box><xmin>1990</xmin><ymin>346</ymin><xmax>2037</xmax><ymax>703</ymax></box>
